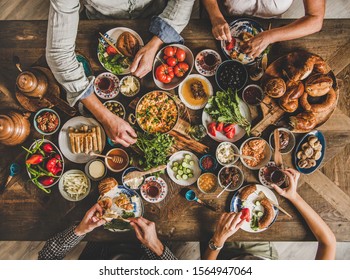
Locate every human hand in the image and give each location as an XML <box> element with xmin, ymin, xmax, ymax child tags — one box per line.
<box><xmin>130</xmin><ymin>36</ymin><xmax>163</xmax><ymax>78</ymax></box>
<box><xmin>74</xmin><ymin>203</ymin><xmax>106</xmax><ymax>236</ymax></box>
<box><xmin>240</xmin><ymin>31</ymin><xmax>271</xmax><ymax>59</ymax></box>
<box><xmin>211</xmin><ymin>17</ymin><xmax>231</xmax><ymax>41</ymax></box>
<box><xmin>130</xmin><ymin>217</ymin><xmax>164</xmax><ymax>256</ymax></box>
<box><xmin>101</xmin><ymin>110</ymin><xmax>137</xmax><ymax>147</ymax></box>
<box><xmin>272</xmin><ymin>168</ymin><xmax>300</xmax><ymax>202</ymax></box>
<box><xmin>212</xmin><ymin>212</ymin><xmax>244</xmax><ymax>247</ymax></box>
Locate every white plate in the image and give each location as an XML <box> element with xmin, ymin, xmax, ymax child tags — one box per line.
<box><xmin>59</xmin><ymin>169</ymin><xmax>91</xmax><ymax>201</ymax></box>
<box><xmin>195</xmin><ymin>49</ymin><xmax>222</xmax><ymax>77</ymax></box>
<box><xmin>101</xmin><ymin>185</ymin><xmax>143</xmax><ymax>232</ymax></box>
<box><xmin>230</xmin><ymin>184</ymin><xmax>279</xmax><ymax>233</ymax></box>
<box><xmin>167</xmin><ymin>151</ymin><xmax>201</xmax><ymax>186</ymax></box>
<box><xmin>202</xmin><ymin>100</ymin><xmax>252</xmax><ymax>143</ymax></box>
<box><xmin>140</xmin><ymin>176</ymin><xmax>168</xmax><ymax>203</ymax></box>
<box><xmin>178</xmin><ymin>74</ymin><xmax>213</xmax><ymax>110</ymax></box>
<box><xmin>98</xmin><ymin>27</ymin><xmax>144</xmax><ymax>75</ymax></box>
<box><xmin>58</xmin><ymin>116</ymin><xmax>106</xmax><ymax>164</ymax></box>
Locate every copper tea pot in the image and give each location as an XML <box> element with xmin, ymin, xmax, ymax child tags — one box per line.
<box><xmin>0</xmin><ymin>110</ymin><xmax>31</xmax><ymax>146</ymax></box>
<box><xmin>15</xmin><ymin>65</ymin><xmax>76</xmax><ymax>116</ymax></box>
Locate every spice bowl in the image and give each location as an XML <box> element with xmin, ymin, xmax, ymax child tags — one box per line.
<box><xmin>199</xmin><ymin>154</ymin><xmax>218</xmax><ymax>172</ymax></box>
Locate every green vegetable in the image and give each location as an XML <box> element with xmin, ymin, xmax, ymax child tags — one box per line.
<box><xmin>205</xmin><ymin>88</ymin><xmax>251</xmax><ymax>135</ymax></box>
<box><xmin>98</xmin><ymin>42</ymin><xmax>129</xmax><ymax>75</ymax></box>
<box><xmin>135</xmin><ymin>132</ymin><xmax>174</xmax><ymax>170</ymax></box>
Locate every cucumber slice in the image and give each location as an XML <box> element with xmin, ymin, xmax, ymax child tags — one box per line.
<box><xmin>255</xmin><ymin>201</ymin><xmax>261</xmax><ymax>206</ymax></box>
<box><xmin>242</xmin><ymin>201</ymin><xmax>246</xmax><ymax>207</ymax></box>
<box><xmin>257</xmin><ymin>211</ymin><xmax>263</xmax><ymax>217</ymax></box>
<box><xmin>189</xmin><ymin>160</ymin><xmax>194</xmax><ymax>166</ymax></box>
<box><xmin>176</xmin><ymin>174</ymin><xmax>182</xmax><ymax>180</ymax></box>
<box><xmin>186</xmin><ymin>168</ymin><xmax>191</xmax><ymax>174</ymax></box>
<box><xmin>173</xmin><ymin>161</ymin><xmax>179</xmax><ymax>167</ymax></box>
<box><xmin>172</xmin><ymin>166</ymin><xmax>178</xmax><ymax>172</ymax></box>
<box><xmin>178</xmin><ymin>170</ymin><xmax>184</xmax><ymax>175</ymax></box>
<box><xmin>184</xmin><ymin>154</ymin><xmax>191</xmax><ymax>160</ymax></box>
<box><xmin>188</xmin><ymin>173</ymin><xmax>193</xmax><ymax>178</ymax></box>
<box><xmin>182</xmin><ymin>174</ymin><xmax>188</xmax><ymax>180</ymax></box>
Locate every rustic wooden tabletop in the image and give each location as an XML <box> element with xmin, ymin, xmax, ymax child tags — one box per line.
<box><xmin>0</xmin><ymin>19</ymin><xmax>349</xmax><ymax>242</ymax></box>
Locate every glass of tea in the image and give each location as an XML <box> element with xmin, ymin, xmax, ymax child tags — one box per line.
<box><xmin>144</xmin><ymin>182</ymin><xmax>161</xmax><ymax>198</ymax></box>
<box><xmin>98</xmin><ymin>77</ymin><xmax>115</xmax><ymax>93</ymax></box>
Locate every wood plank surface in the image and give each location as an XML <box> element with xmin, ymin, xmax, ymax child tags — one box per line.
<box><xmin>0</xmin><ymin>19</ymin><xmax>350</xmax><ymax>242</ymax></box>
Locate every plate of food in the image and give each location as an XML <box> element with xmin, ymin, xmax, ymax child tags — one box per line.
<box><xmin>98</xmin><ymin>27</ymin><xmax>144</xmax><ymax>75</ymax></box>
<box><xmin>240</xmin><ymin>137</ymin><xmax>272</xmax><ymax>170</ymax></box>
<box><xmin>178</xmin><ymin>74</ymin><xmax>213</xmax><ymax>110</ymax></box>
<box><xmin>202</xmin><ymin>88</ymin><xmax>251</xmax><ymax>142</ymax></box>
<box><xmin>140</xmin><ymin>176</ymin><xmax>168</xmax><ymax>203</ymax></box>
<box><xmin>230</xmin><ymin>184</ymin><xmax>279</xmax><ymax>233</ymax></box>
<box><xmin>260</xmin><ymin>51</ymin><xmax>338</xmax><ymax>133</ymax></box>
<box><xmin>58</xmin><ymin>116</ymin><xmax>106</xmax><ymax>164</ymax></box>
<box><xmin>24</xmin><ymin>139</ymin><xmax>64</xmax><ymax>193</ymax></box>
<box><xmin>153</xmin><ymin>44</ymin><xmax>194</xmax><ymax>90</ymax></box>
<box><xmin>221</xmin><ymin>18</ymin><xmax>264</xmax><ymax>65</ymax></box>
<box><xmin>59</xmin><ymin>169</ymin><xmax>91</xmax><ymax>201</ymax></box>
<box><xmin>97</xmin><ymin>177</ymin><xmax>143</xmax><ymax>232</ymax></box>
<box><xmin>136</xmin><ymin>91</ymin><xmax>179</xmax><ymax>134</ymax></box>
<box><xmin>294</xmin><ymin>130</ymin><xmax>325</xmax><ymax>174</ymax></box>
<box><xmin>195</xmin><ymin>49</ymin><xmax>222</xmax><ymax>77</ymax></box>
<box><xmin>167</xmin><ymin>151</ymin><xmax>201</xmax><ymax>186</ymax></box>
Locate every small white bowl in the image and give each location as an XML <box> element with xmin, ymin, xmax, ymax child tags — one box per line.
<box><xmin>119</xmin><ymin>75</ymin><xmax>141</xmax><ymax>97</ymax></box>
<box><xmin>59</xmin><ymin>169</ymin><xmax>91</xmax><ymax>201</ymax></box>
<box><xmin>216</xmin><ymin>142</ymin><xmax>239</xmax><ymax>166</ymax></box>
<box><xmin>268</xmin><ymin>128</ymin><xmax>296</xmax><ymax>154</ymax></box>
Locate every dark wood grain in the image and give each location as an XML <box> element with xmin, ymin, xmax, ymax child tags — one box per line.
<box><xmin>0</xmin><ymin>19</ymin><xmax>350</xmax><ymax>242</ymax></box>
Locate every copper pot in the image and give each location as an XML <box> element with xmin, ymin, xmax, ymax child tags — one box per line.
<box><xmin>16</xmin><ymin>69</ymin><xmax>48</xmax><ymax>98</ymax></box>
<box><xmin>0</xmin><ymin>111</ymin><xmax>31</xmax><ymax>146</ymax></box>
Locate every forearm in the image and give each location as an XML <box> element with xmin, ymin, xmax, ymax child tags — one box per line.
<box><xmin>38</xmin><ymin>225</ymin><xmax>85</xmax><ymax>260</ymax></box>
<box><xmin>266</xmin><ymin>15</ymin><xmax>323</xmax><ymax>44</ymax></box>
<box><xmin>202</xmin><ymin>0</ymin><xmax>224</xmax><ymax>24</ymax></box>
<box><xmin>202</xmin><ymin>235</ymin><xmax>225</xmax><ymax>260</ymax></box>
<box><xmin>81</xmin><ymin>94</ymin><xmax>113</xmax><ymax>124</ymax></box>
<box><xmin>290</xmin><ymin>194</ymin><xmax>336</xmax><ymax>259</ymax></box>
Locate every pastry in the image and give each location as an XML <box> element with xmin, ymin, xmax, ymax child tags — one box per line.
<box><xmin>264</xmin><ymin>78</ymin><xmax>286</xmax><ymax>98</ymax></box>
<box><xmin>98</xmin><ymin>177</ymin><xmax>118</xmax><ymax>195</ymax></box>
<box><xmin>300</xmin><ymin>87</ymin><xmax>336</xmax><ymax>113</ymax></box>
<box><xmin>117</xmin><ymin>32</ymin><xmax>140</xmax><ymax>57</ymax></box>
<box><xmin>279</xmin><ymin>80</ymin><xmax>304</xmax><ymax>113</ymax></box>
<box><xmin>290</xmin><ymin>111</ymin><xmax>317</xmax><ymax>131</ymax></box>
<box><xmin>305</xmin><ymin>74</ymin><xmax>333</xmax><ymax>97</ymax></box>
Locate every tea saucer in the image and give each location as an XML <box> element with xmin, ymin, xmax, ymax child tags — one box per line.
<box><xmin>140</xmin><ymin>176</ymin><xmax>168</xmax><ymax>203</ymax></box>
<box><xmin>258</xmin><ymin>161</ymin><xmax>284</xmax><ymax>188</ymax></box>
<box><xmin>94</xmin><ymin>72</ymin><xmax>120</xmax><ymax>99</ymax></box>
<box><xmin>195</xmin><ymin>49</ymin><xmax>222</xmax><ymax>77</ymax></box>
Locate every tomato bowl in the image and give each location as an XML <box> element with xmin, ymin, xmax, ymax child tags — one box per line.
<box><xmin>152</xmin><ymin>44</ymin><xmax>194</xmax><ymax>90</ymax></box>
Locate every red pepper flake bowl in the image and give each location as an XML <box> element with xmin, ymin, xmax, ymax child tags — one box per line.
<box><xmin>34</xmin><ymin>108</ymin><xmax>60</xmax><ymax>136</ymax></box>
<box><xmin>199</xmin><ymin>154</ymin><xmax>218</xmax><ymax>173</ymax></box>
<box><xmin>25</xmin><ymin>139</ymin><xmax>65</xmax><ymax>192</ymax></box>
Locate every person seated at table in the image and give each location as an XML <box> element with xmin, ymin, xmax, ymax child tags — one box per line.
<box><xmin>202</xmin><ymin>0</ymin><xmax>325</xmax><ymax>58</ymax></box>
<box><xmin>38</xmin><ymin>203</ymin><xmax>177</xmax><ymax>260</ymax></box>
<box><xmin>203</xmin><ymin>168</ymin><xmax>336</xmax><ymax>260</ymax></box>
<box><xmin>46</xmin><ymin>0</ymin><xmax>195</xmax><ymax>147</ymax></box>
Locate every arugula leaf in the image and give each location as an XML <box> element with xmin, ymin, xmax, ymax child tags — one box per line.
<box><xmin>205</xmin><ymin>88</ymin><xmax>251</xmax><ymax>135</ymax></box>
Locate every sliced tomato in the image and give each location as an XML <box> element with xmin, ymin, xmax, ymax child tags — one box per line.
<box><xmin>223</xmin><ymin>123</ymin><xmax>235</xmax><ymax>133</ymax></box>
<box><xmin>106</xmin><ymin>45</ymin><xmax>117</xmax><ymax>55</ymax></box>
<box><xmin>207</xmin><ymin>122</ymin><xmax>217</xmax><ymax>137</ymax></box>
<box><xmin>225</xmin><ymin>37</ymin><xmax>236</xmax><ymax>51</ymax></box>
<box><xmin>240</xmin><ymin>208</ymin><xmax>251</xmax><ymax>222</ymax></box>
<box><xmin>216</xmin><ymin>122</ymin><xmax>224</xmax><ymax>132</ymax></box>
<box><xmin>225</xmin><ymin>129</ymin><xmax>235</xmax><ymax>139</ymax></box>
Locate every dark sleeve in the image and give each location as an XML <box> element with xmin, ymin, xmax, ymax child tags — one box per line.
<box><xmin>142</xmin><ymin>244</ymin><xmax>178</xmax><ymax>260</ymax></box>
<box><xmin>38</xmin><ymin>225</ymin><xmax>85</xmax><ymax>260</ymax></box>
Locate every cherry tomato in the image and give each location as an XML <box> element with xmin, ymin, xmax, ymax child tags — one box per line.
<box><xmin>175</xmin><ymin>48</ymin><xmax>186</xmax><ymax>62</ymax></box>
<box><xmin>106</xmin><ymin>45</ymin><xmax>117</xmax><ymax>56</ymax></box>
<box><xmin>42</xmin><ymin>143</ymin><xmax>54</xmax><ymax>154</ymax></box>
<box><xmin>155</xmin><ymin>64</ymin><xmax>174</xmax><ymax>84</ymax></box>
<box><xmin>38</xmin><ymin>176</ymin><xmax>55</xmax><ymax>186</ymax></box>
<box><xmin>174</xmin><ymin>62</ymin><xmax>189</xmax><ymax>77</ymax></box>
<box><xmin>240</xmin><ymin>208</ymin><xmax>251</xmax><ymax>222</ymax></box>
<box><xmin>166</xmin><ymin>57</ymin><xmax>177</xmax><ymax>67</ymax></box>
<box><xmin>164</xmin><ymin>46</ymin><xmax>177</xmax><ymax>57</ymax></box>
<box><xmin>216</xmin><ymin>122</ymin><xmax>224</xmax><ymax>132</ymax></box>
<box><xmin>207</xmin><ymin>122</ymin><xmax>217</xmax><ymax>137</ymax></box>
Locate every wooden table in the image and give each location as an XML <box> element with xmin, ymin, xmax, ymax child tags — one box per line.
<box><xmin>0</xmin><ymin>19</ymin><xmax>350</xmax><ymax>242</ymax></box>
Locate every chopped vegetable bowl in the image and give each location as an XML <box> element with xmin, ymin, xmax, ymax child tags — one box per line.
<box><xmin>23</xmin><ymin>138</ymin><xmax>64</xmax><ymax>193</ymax></box>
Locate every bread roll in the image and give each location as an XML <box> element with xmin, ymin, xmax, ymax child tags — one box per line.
<box><xmin>117</xmin><ymin>32</ymin><xmax>140</xmax><ymax>57</ymax></box>
<box><xmin>279</xmin><ymin>81</ymin><xmax>304</xmax><ymax>113</ymax></box>
<box><xmin>286</xmin><ymin>53</ymin><xmax>316</xmax><ymax>81</ymax></box>
<box><xmin>290</xmin><ymin>111</ymin><xmax>317</xmax><ymax>131</ymax></box>
<box><xmin>98</xmin><ymin>177</ymin><xmax>118</xmax><ymax>195</ymax></box>
<box><xmin>264</xmin><ymin>78</ymin><xmax>286</xmax><ymax>98</ymax></box>
<box><xmin>313</xmin><ymin>56</ymin><xmax>331</xmax><ymax>74</ymax></box>
<box><xmin>300</xmin><ymin>88</ymin><xmax>336</xmax><ymax>113</ymax></box>
<box><xmin>305</xmin><ymin>74</ymin><xmax>333</xmax><ymax>97</ymax></box>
